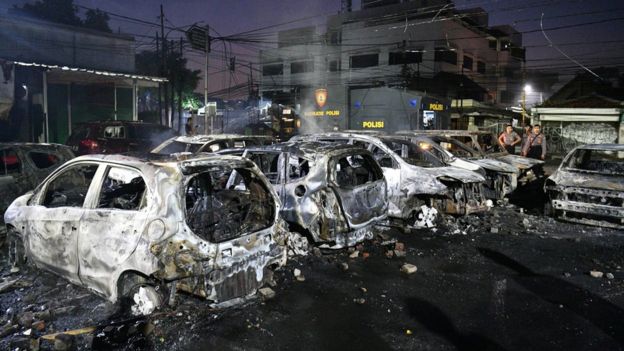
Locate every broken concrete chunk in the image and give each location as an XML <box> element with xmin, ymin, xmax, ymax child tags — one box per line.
<box><xmin>589</xmin><ymin>270</ymin><xmax>604</xmax><ymax>278</ymax></box>
<box><xmin>490</xmin><ymin>227</ymin><xmax>499</xmax><ymax>234</ymax></box>
<box><xmin>340</xmin><ymin>263</ymin><xmax>349</xmax><ymax>271</ymax></box>
<box><xmin>349</xmin><ymin>251</ymin><xmax>360</xmax><ymax>259</ymax></box>
<box><xmin>293</xmin><ymin>268</ymin><xmax>305</xmax><ymax>282</ymax></box>
<box><xmin>606</xmin><ymin>272</ymin><xmax>615</xmax><ymax>280</ymax></box>
<box><xmin>401</xmin><ymin>264</ymin><xmax>418</xmax><ymax>275</ymax></box>
<box><xmin>17</xmin><ymin>311</ymin><xmax>34</xmax><ymax>328</ymax></box>
<box><xmin>54</xmin><ymin>333</ymin><xmax>75</xmax><ymax>351</ymax></box>
<box><xmin>258</xmin><ymin>287</ymin><xmax>276</xmax><ymax>300</ymax></box>
<box><xmin>353</xmin><ymin>298</ymin><xmax>366</xmax><ymax>305</ymax></box>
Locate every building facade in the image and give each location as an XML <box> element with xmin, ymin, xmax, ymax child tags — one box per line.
<box><xmin>259</xmin><ymin>0</ymin><xmax>525</xmax><ymax>133</ymax></box>
<box><xmin>0</xmin><ymin>12</ymin><xmax>165</xmax><ymax>143</ymax></box>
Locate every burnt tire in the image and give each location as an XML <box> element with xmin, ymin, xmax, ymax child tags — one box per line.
<box><xmin>119</xmin><ymin>274</ymin><xmax>165</xmax><ymax>316</ymax></box>
<box><xmin>7</xmin><ymin>229</ymin><xmax>26</xmax><ymax>270</ymax></box>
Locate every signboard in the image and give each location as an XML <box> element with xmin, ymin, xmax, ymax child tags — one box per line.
<box><xmin>304</xmin><ymin>87</ymin><xmax>341</xmax><ymax>117</ymax></box>
<box><xmin>362</xmin><ymin>121</ymin><xmax>385</xmax><ymax>129</ymax></box>
<box><xmin>423</xmin><ymin>110</ymin><xmax>435</xmax><ymax>129</ymax></box>
<box><xmin>186</xmin><ymin>25</ymin><xmax>210</xmax><ymax>52</ymax></box>
<box><xmin>428</xmin><ymin>103</ymin><xmax>444</xmax><ymax>111</ymax></box>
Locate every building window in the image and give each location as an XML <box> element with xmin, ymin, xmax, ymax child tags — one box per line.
<box><xmin>291</xmin><ymin>61</ymin><xmax>314</xmax><ymax>74</ymax></box>
<box><xmin>477</xmin><ymin>61</ymin><xmax>486</xmax><ymax>74</ymax></box>
<box><xmin>262</xmin><ymin>64</ymin><xmax>283</xmax><ymax>76</ymax></box>
<box><xmin>329</xmin><ymin>31</ymin><xmax>342</xmax><ymax>45</ymax></box>
<box><xmin>434</xmin><ymin>48</ymin><xmax>457</xmax><ymax>65</ymax></box>
<box><xmin>463</xmin><ymin>56</ymin><xmax>473</xmax><ymax>71</ymax></box>
<box><xmin>350</xmin><ymin>53</ymin><xmax>379</xmax><ymax>69</ymax></box>
<box><xmin>488</xmin><ymin>39</ymin><xmax>497</xmax><ymax>50</ymax></box>
<box><xmin>328</xmin><ymin>60</ymin><xmax>341</xmax><ymax>72</ymax></box>
<box><xmin>388</xmin><ymin>51</ymin><xmax>422</xmax><ymax>65</ymax></box>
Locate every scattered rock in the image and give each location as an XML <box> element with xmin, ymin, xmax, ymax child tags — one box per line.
<box><xmin>401</xmin><ymin>264</ymin><xmax>418</xmax><ymax>275</ymax></box>
<box><xmin>353</xmin><ymin>298</ymin><xmax>366</xmax><ymax>305</ymax></box>
<box><xmin>490</xmin><ymin>227</ymin><xmax>499</xmax><ymax>234</ymax></box>
<box><xmin>340</xmin><ymin>263</ymin><xmax>349</xmax><ymax>271</ymax></box>
<box><xmin>589</xmin><ymin>270</ymin><xmax>604</xmax><ymax>278</ymax></box>
<box><xmin>349</xmin><ymin>251</ymin><xmax>360</xmax><ymax>259</ymax></box>
<box><xmin>18</xmin><ymin>311</ymin><xmax>34</xmax><ymax>328</ymax></box>
<box><xmin>360</xmin><ymin>287</ymin><xmax>367</xmax><ymax>293</ymax></box>
<box><xmin>606</xmin><ymin>272</ymin><xmax>615</xmax><ymax>280</ymax></box>
<box><xmin>293</xmin><ymin>268</ymin><xmax>305</xmax><ymax>282</ymax></box>
<box><xmin>32</xmin><ymin>320</ymin><xmax>46</xmax><ymax>332</ymax></box>
<box><xmin>394</xmin><ymin>250</ymin><xmax>406</xmax><ymax>258</ymax></box>
<box><xmin>54</xmin><ymin>333</ymin><xmax>74</xmax><ymax>351</ymax></box>
<box><xmin>563</xmin><ymin>272</ymin><xmax>571</xmax><ymax>278</ymax></box>
<box><xmin>258</xmin><ymin>287</ymin><xmax>276</xmax><ymax>300</ymax></box>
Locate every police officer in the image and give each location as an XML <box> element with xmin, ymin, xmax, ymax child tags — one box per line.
<box><xmin>522</xmin><ymin>124</ymin><xmax>547</xmax><ymax>160</ymax></box>
<box><xmin>498</xmin><ymin>124</ymin><xmax>521</xmax><ymax>154</ymax></box>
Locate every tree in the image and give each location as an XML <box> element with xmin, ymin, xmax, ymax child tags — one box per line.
<box><xmin>14</xmin><ymin>0</ymin><xmax>111</xmax><ymax>33</ymax></box>
<box><xmin>83</xmin><ymin>9</ymin><xmax>112</xmax><ymax>33</ymax></box>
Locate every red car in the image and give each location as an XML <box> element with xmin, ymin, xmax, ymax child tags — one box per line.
<box><xmin>66</xmin><ymin>121</ymin><xmax>178</xmax><ymax>155</ymax></box>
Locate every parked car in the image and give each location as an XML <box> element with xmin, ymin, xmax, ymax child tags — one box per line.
<box><xmin>290</xmin><ymin>133</ymin><xmax>489</xmax><ymax>220</ymax></box>
<box><xmin>66</xmin><ymin>121</ymin><xmax>179</xmax><ymax>155</ymax></box>
<box><xmin>151</xmin><ymin>134</ymin><xmax>273</xmax><ymax>155</ymax></box>
<box><xmin>544</xmin><ymin>144</ymin><xmax>624</xmax><ymax>229</ymax></box>
<box><xmin>1</xmin><ymin>143</ymin><xmax>74</xmax><ymax>225</ymax></box>
<box><xmin>400</xmin><ymin>133</ymin><xmax>519</xmax><ymax>199</ymax></box>
<box><xmin>5</xmin><ymin>153</ymin><xmax>287</xmax><ymax>313</ymax></box>
<box><xmin>219</xmin><ymin>141</ymin><xmax>388</xmax><ymax>249</ymax></box>
<box><xmin>398</xmin><ymin>129</ymin><xmax>544</xmax><ymax>182</ymax></box>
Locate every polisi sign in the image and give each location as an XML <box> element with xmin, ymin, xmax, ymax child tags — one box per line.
<box><xmin>362</xmin><ymin>121</ymin><xmax>384</xmax><ymax>129</ymax></box>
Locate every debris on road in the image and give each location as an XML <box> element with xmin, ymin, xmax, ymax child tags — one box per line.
<box><xmin>258</xmin><ymin>287</ymin><xmax>276</xmax><ymax>300</ymax></box>
<box><xmin>589</xmin><ymin>270</ymin><xmax>604</xmax><ymax>278</ymax></box>
<box><xmin>401</xmin><ymin>264</ymin><xmax>418</xmax><ymax>275</ymax></box>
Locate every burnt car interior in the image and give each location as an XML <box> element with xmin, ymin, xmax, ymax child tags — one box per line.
<box><xmin>333</xmin><ymin>154</ymin><xmax>382</xmax><ymax>188</ymax></box>
<box><xmin>185</xmin><ymin>168</ymin><xmax>275</xmax><ymax>243</ymax></box>
<box><xmin>565</xmin><ymin>149</ymin><xmax>624</xmax><ymax>174</ymax></box>
<box><xmin>1</xmin><ymin>149</ymin><xmax>20</xmax><ymax>175</ymax></box>
<box><xmin>156</xmin><ymin>141</ymin><xmax>203</xmax><ymax>155</ymax></box>
<box><xmin>381</xmin><ymin>139</ymin><xmax>445</xmax><ymax>168</ymax></box>
<box><xmin>28</xmin><ymin>151</ymin><xmax>60</xmax><ymax>169</ymax></box>
<box><xmin>97</xmin><ymin>167</ymin><xmax>147</xmax><ymax>210</ymax></box>
<box><xmin>42</xmin><ymin>164</ymin><xmax>98</xmax><ymax>208</ymax></box>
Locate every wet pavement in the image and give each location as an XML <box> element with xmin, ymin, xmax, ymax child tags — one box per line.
<box><xmin>1</xmin><ymin>181</ymin><xmax>624</xmax><ymax>350</ymax></box>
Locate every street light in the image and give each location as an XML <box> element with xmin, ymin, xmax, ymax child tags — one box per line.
<box><xmin>522</xmin><ymin>84</ymin><xmax>532</xmax><ymax>126</ymax></box>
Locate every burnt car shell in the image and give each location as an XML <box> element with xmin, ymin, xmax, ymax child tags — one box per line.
<box><xmin>544</xmin><ymin>144</ymin><xmax>624</xmax><ymax>229</ymax></box>
<box><xmin>4</xmin><ymin>153</ymin><xmax>286</xmax><ymax>305</ymax></box>
<box><xmin>1</xmin><ymin>143</ymin><xmax>74</xmax><ymax>219</ymax></box>
<box><xmin>290</xmin><ymin>133</ymin><xmax>489</xmax><ymax>217</ymax></box>
<box><xmin>151</xmin><ymin>134</ymin><xmax>273</xmax><ymax>155</ymax></box>
<box><xmin>222</xmin><ymin>141</ymin><xmax>388</xmax><ymax>249</ymax></box>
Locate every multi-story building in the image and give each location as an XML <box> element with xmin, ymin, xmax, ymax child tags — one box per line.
<box><xmin>259</xmin><ymin>0</ymin><xmax>526</xmax><ymax>133</ymax></box>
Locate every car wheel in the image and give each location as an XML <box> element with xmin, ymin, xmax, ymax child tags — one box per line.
<box><xmin>544</xmin><ymin>200</ymin><xmax>554</xmax><ymax>217</ymax></box>
<box><xmin>7</xmin><ymin>228</ymin><xmax>27</xmax><ymax>272</ymax></box>
<box><xmin>129</xmin><ymin>284</ymin><xmax>162</xmax><ymax>316</ymax></box>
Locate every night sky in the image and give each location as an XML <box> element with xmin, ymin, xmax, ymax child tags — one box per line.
<box><xmin>3</xmin><ymin>0</ymin><xmax>624</xmax><ymax>94</ymax></box>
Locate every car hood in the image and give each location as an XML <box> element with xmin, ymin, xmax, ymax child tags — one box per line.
<box><xmin>469</xmin><ymin>158</ymin><xmax>518</xmax><ymax>174</ymax></box>
<box><xmin>426</xmin><ymin>166</ymin><xmax>486</xmax><ymax>184</ymax></box>
<box><xmin>548</xmin><ymin>169</ymin><xmax>624</xmax><ymax>192</ymax></box>
<box><xmin>497</xmin><ymin>154</ymin><xmax>544</xmax><ymax>170</ymax></box>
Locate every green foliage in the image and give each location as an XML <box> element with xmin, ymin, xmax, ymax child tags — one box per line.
<box><xmin>15</xmin><ymin>0</ymin><xmax>111</xmax><ymax>33</ymax></box>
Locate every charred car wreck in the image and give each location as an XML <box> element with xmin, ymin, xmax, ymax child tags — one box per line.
<box><xmin>5</xmin><ymin>154</ymin><xmax>287</xmax><ymax>312</ymax></box>
<box><xmin>398</xmin><ymin>133</ymin><xmax>518</xmax><ymax>200</ymax></box>
<box><xmin>221</xmin><ymin>141</ymin><xmax>388</xmax><ymax>249</ymax></box>
<box><xmin>291</xmin><ymin>133</ymin><xmax>489</xmax><ymax>222</ymax></box>
<box><xmin>1</xmin><ymin>143</ymin><xmax>74</xmax><ymax>233</ymax></box>
<box><xmin>151</xmin><ymin>134</ymin><xmax>273</xmax><ymax>155</ymax></box>
<box><xmin>545</xmin><ymin>144</ymin><xmax>624</xmax><ymax>229</ymax></box>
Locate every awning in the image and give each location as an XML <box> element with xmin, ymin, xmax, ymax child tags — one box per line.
<box><xmin>12</xmin><ymin>60</ymin><xmax>167</xmax><ymax>87</ymax></box>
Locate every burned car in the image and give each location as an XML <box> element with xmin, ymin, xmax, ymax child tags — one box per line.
<box><xmin>399</xmin><ymin>134</ymin><xmax>518</xmax><ymax>200</ymax></box>
<box><xmin>151</xmin><ymin>134</ymin><xmax>273</xmax><ymax>155</ymax></box>
<box><xmin>398</xmin><ymin>129</ymin><xmax>544</xmax><ymax>182</ymax></box>
<box><xmin>1</xmin><ymin>143</ymin><xmax>74</xmax><ymax>227</ymax></box>
<box><xmin>544</xmin><ymin>144</ymin><xmax>624</xmax><ymax>229</ymax></box>
<box><xmin>5</xmin><ymin>153</ymin><xmax>287</xmax><ymax>313</ymax></box>
<box><xmin>220</xmin><ymin>141</ymin><xmax>388</xmax><ymax>248</ymax></box>
<box><xmin>290</xmin><ymin>133</ymin><xmax>489</xmax><ymax>221</ymax></box>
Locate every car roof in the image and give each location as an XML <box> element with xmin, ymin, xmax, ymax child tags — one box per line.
<box><xmin>0</xmin><ymin>142</ymin><xmax>73</xmax><ymax>151</ymax></box>
<box><xmin>574</xmin><ymin>144</ymin><xmax>624</xmax><ymax>151</ymax></box>
<box><xmin>244</xmin><ymin>140</ymin><xmax>368</xmax><ymax>158</ymax></box>
<box><xmin>170</xmin><ymin>134</ymin><xmax>272</xmax><ymax>145</ymax></box>
<box><xmin>75</xmin><ymin>120</ymin><xmax>170</xmax><ymax>127</ymax></box>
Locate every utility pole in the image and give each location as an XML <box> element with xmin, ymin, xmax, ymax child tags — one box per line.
<box><xmin>170</xmin><ymin>40</ymin><xmax>175</xmax><ymax>128</ymax></box>
<box><xmin>160</xmin><ymin>5</ymin><xmax>169</xmax><ymax>127</ymax></box>
<box><xmin>156</xmin><ymin>31</ymin><xmax>162</xmax><ymax>124</ymax></box>
<box><xmin>204</xmin><ymin>25</ymin><xmax>211</xmax><ymax>134</ymax></box>
<box><xmin>178</xmin><ymin>37</ymin><xmax>183</xmax><ymax>132</ymax></box>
